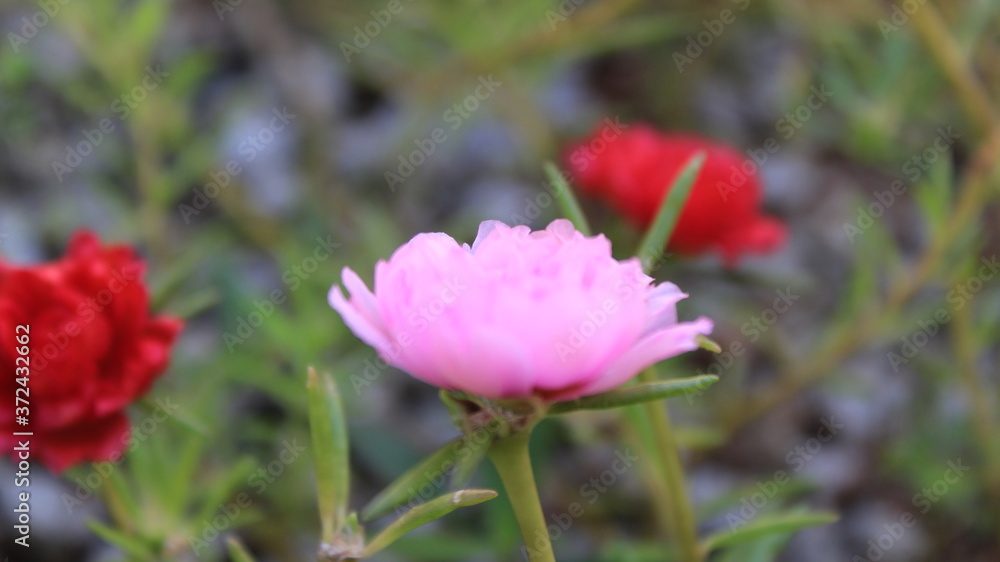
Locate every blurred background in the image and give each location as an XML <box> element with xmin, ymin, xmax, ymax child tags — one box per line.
<box><xmin>1</xmin><ymin>0</ymin><xmax>999</xmax><ymax>560</ymax></box>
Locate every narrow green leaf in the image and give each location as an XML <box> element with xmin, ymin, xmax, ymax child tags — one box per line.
<box><xmin>307</xmin><ymin>367</ymin><xmax>350</xmax><ymax>542</ymax></box>
<box><xmin>716</xmin><ymin>533</ymin><xmax>792</xmax><ymax>562</ymax></box>
<box><xmin>128</xmin><ymin>0</ymin><xmax>170</xmax><ymax>51</ymax></box>
<box><xmin>166</xmin><ymin>435</ymin><xmax>207</xmax><ymax>520</ymax></box>
<box><xmin>226</xmin><ymin>536</ymin><xmax>257</xmax><ymax>562</ymax></box>
<box><xmin>913</xmin><ymin>155</ymin><xmax>954</xmax><ymax>233</ymax></box>
<box><xmin>696</xmin><ymin>334</ymin><xmax>723</xmax><ymax>353</ymax></box>
<box><xmin>636</xmin><ymin>152</ymin><xmax>706</xmax><ymax>273</ymax></box>
<box><xmin>549</xmin><ymin>375</ymin><xmax>719</xmax><ymax>414</ymax></box>
<box><xmin>362</xmin><ymin>490</ymin><xmax>498</xmax><ymax>556</ymax></box>
<box><xmin>165</xmin><ymin>288</ymin><xmax>220</xmax><ymax>320</ymax></box>
<box><xmin>544</xmin><ymin>161</ymin><xmax>592</xmax><ymax>236</ymax></box>
<box><xmin>87</xmin><ymin>520</ymin><xmax>151</xmax><ymax>558</ymax></box>
<box><xmin>451</xmin><ymin>431</ymin><xmax>491</xmax><ymax>488</ymax></box>
<box><xmin>192</xmin><ymin>457</ymin><xmax>258</xmax><ymax>528</ymax></box>
<box><xmin>701</xmin><ymin>511</ymin><xmax>839</xmax><ymax>553</ymax></box>
<box><xmin>362</xmin><ymin>436</ymin><xmax>466</xmax><ymax>521</ymax></box>
<box><xmin>102</xmin><ymin>467</ymin><xmax>140</xmax><ymax>526</ymax></box>
<box><xmin>440</xmin><ymin>390</ymin><xmax>467</xmax><ymax>429</ymax></box>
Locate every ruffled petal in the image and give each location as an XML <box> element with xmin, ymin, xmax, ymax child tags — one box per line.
<box><xmin>643</xmin><ymin>282</ymin><xmax>687</xmax><ymax>334</ymax></box>
<box><xmin>578</xmin><ymin>316</ymin><xmax>713</xmax><ymax>397</ymax></box>
<box><xmin>329</xmin><ymin>272</ymin><xmax>392</xmax><ymax>354</ymax></box>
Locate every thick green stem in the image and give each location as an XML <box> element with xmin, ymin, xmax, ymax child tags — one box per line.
<box><xmin>637</xmin><ymin>369</ymin><xmax>701</xmax><ymax>562</ymax></box>
<box><xmin>488</xmin><ymin>431</ymin><xmax>556</xmax><ymax>562</ymax></box>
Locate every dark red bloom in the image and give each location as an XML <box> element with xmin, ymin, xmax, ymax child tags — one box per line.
<box><xmin>0</xmin><ymin>231</ymin><xmax>182</xmax><ymax>472</ymax></box>
<box><xmin>565</xmin><ymin>122</ymin><xmax>786</xmax><ymax>266</ymax></box>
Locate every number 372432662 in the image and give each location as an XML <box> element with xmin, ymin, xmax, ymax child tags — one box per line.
<box><xmin>15</xmin><ymin>325</ymin><xmax>29</xmax><ymax>423</ymax></box>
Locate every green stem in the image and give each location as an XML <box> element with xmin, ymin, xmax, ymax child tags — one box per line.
<box><xmin>951</xmin><ymin>303</ymin><xmax>1000</xmax><ymax>536</ymax></box>
<box><xmin>488</xmin><ymin>431</ymin><xmax>556</xmax><ymax>562</ymax></box>
<box><xmin>623</xmin><ymin>410</ymin><xmax>675</xmax><ymax>534</ymax></box>
<box><xmin>637</xmin><ymin>369</ymin><xmax>701</xmax><ymax>562</ymax></box>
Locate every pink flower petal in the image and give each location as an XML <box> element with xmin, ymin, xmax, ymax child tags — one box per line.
<box><xmin>329</xmin><ymin>281</ymin><xmax>392</xmax><ymax>353</ymax></box>
<box><xmin>579</xmin><ymin>316</ymin><xmax>713</xmax><ymax>397</ymax></box>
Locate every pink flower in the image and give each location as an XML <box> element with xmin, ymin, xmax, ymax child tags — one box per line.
<box><xmin>329</xmin><ymin>220</ymin><xmax>712</xmax><ymax>402</ymax></box>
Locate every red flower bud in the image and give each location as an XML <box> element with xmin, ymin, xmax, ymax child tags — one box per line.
<box><xmin>565</xmin><ymin>122</ymin><xmax>786</xmax><ymax>266</ymax></box>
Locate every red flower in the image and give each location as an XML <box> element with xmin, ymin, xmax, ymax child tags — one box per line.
<box><xmin>565</xmin><ymin>122</ymin><xmax>786</xmax><ymax>266</ymax></box>
<box><xmin>0</xmin><ymin>231</ymin><xmax>182</xmax><ymax>473</ymax></box>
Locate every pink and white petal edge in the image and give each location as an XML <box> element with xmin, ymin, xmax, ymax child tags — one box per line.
<box><xmin>579</xmin><ymin>316</ymin><xmax>714</xmax><ymax>397</ymax></box>
<box><xmin>328</xmin><ymin>281</ymin><xmax>393</xmax><ymax>354</ymax></box>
